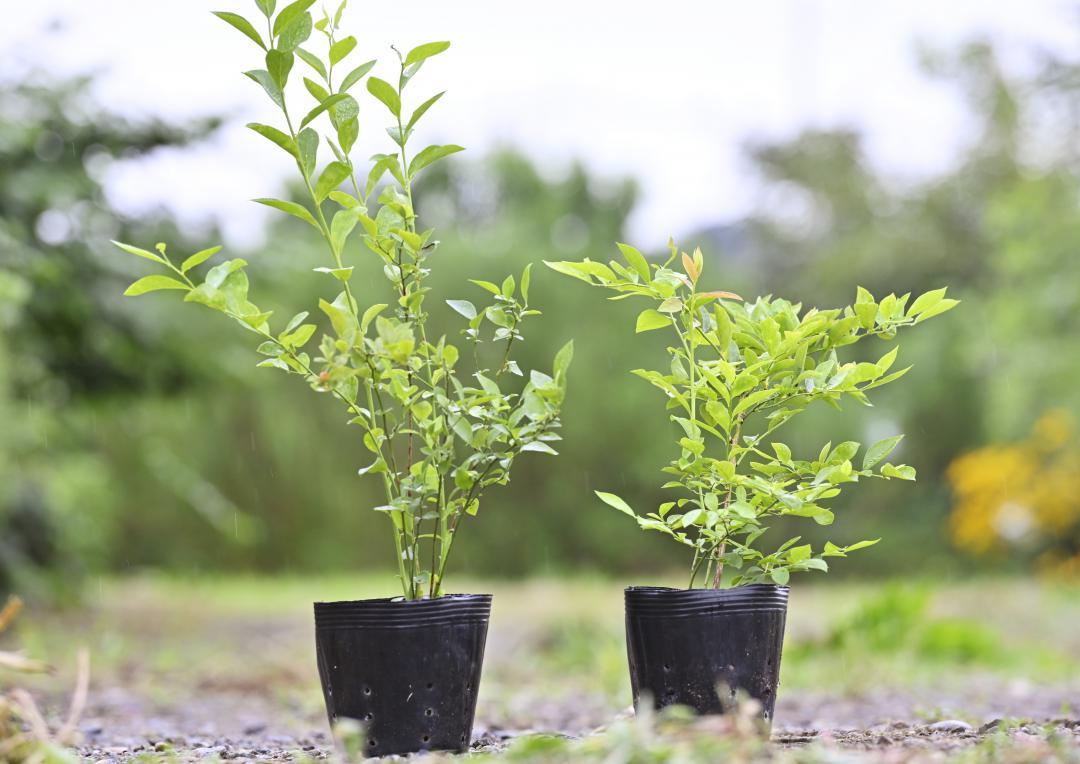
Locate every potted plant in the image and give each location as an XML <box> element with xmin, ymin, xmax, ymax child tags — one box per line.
<box><xmin>114</xmin><ymin>1</ymin><xmax>572</xmax><ymax>756</ymax></box>
<box><xmin>546</xmin><ymin>242</ymin><xmax>957</xmax><ymax>725</ymax></box>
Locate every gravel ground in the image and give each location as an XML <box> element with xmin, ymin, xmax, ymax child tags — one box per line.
<box><xmin>65</xmin><ymin>681</ymin><xmax>1080</xmax><ymax>761</ymax></box>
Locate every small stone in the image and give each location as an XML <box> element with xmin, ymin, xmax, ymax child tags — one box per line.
<box><xmin>930</xmin><ymin>720</ymin><xmax>974</xmax><ymax>733</ymax></box>
<box><xmin>978</xmin><ymin>719</ymin><xmax>1002</xmax><ymax>734</ymax></box>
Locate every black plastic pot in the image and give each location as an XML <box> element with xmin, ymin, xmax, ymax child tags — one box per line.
<box><xmin>314</xmin><ymin>593</ymin><xmax>491</xmax><ymax>758</ymax></box>
<box><xmin>625</xmin><ymin>584</ymin><xmax>789</xmax><ymax>724</ymax></box>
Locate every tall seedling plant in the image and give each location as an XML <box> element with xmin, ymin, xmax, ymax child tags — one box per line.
<box><xmin>547</xmin><ymin>243</ymin><xmax>956</xmax><ymax>588</ymax></box>
<box><xmin>114</xmin><ymin>0</ymin><xmax>572</xmax><ymax>600</ymax></box>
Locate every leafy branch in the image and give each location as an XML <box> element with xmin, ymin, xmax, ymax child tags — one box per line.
<box><xmin>114</xmin><ymin>0</ymin><xmax>572</xmax><ymax>600</ymax></box>
<box><xmin>547</xmin><ymin>240</ymin><xmax>958</xmax><ymax>587</ymax></box>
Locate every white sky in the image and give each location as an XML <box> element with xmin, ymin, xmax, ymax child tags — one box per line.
<box><xmin>4</xmin><ymin>0</ymin><xmax>1080</xmax><ymax>249</ymax></box>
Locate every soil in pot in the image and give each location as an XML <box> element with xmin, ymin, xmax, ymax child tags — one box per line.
<box><xmin>314</xmin><ymin>593</ymin><xmax>491</xmax><ymax>757</ymax></box>
<box><xmin>624</xmin><ymin>584</ymin><xmax>788</xmax><ymax>724</ymax></box>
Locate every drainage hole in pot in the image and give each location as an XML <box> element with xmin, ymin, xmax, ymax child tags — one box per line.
<box><xmin>426</xmin><ymin>682</ymin><xmax>434</xmax><ymax>689</ymax></box>
<box><xmin>367</xmin><ymin>739</ymin><xmax>376</xmax><ymax>747</ymax></box>
<box><xmin>663</xmin><ymin>663</ymin><xmax>671</xmax><ymax>671</ymax></box>
<box><xmin>363</xmin><ymin>686</ymin><xmax>372</xmax><ymax>696</ymax></box>
<box><xmin>422</xmin><ymin>735</ymin><xmax>430</xmax><ymax>743</ymax></box>
<box><xmin>363</xmin><ymin>713</ymin><xmax>373</xmax><ymax>721</ymax></box>
<box><xmin>425</xmin><ymin>708</ymin><xmax>434</xmax><ymax>717</ymax></box>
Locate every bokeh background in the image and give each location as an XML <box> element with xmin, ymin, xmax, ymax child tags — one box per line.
<box><xmin>3</xmin><ymin>0</ymin><xmax>1080</xmax><ymax>598</ymax></box>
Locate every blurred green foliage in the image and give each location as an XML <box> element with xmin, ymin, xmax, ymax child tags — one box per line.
<box><xmin>3</xmin><ymin>36</ymin><xmax>1080</xmax><ymax>588</ymax></box>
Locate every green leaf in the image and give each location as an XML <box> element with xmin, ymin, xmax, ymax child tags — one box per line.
<box><xmin>863</xmin><ymin>434</ymin><xmax>903</xmax><ymax>470</ymax></box>
<box><xmin>616</xmin><ymin>242</ymin><xmax>650</xmax><ymax>280</ymax></box>
<box><xmin>266</xmin><ymin>49</ymin><xmax>294</xmax><ymax>88</ymax></box>
<box><xmin>404</xmin><ymin>40</ymin><xmax>450</xmax><ymax>66</ymax></box>
<box><xmin>276</xmin><ymin>10</ymin><xmax>312</xmax><ymax>50</ymax></box>
<box><xmin>406</xmin><ymin>91</ymin><xmax>445</xmax><ymax>132</ymax></box>
<box><xmin>880</xmin><ymin>463</ymin><xmax>916</xmax><ymax>480</ymax></box>
<box><xmin>635</xmin><ymin>309</ymin><xmax>669</xmax><ymax>333</ymax></box>
<box><xmin>658</xmin><ymin>297</ymin><xmax>683</xmax><ymax>313</ymax></box>
<box><xmin>243</xmin><ymin>69</ymin><xmax>283</xmax><ymax>107</ymax></box>
<box><xmin>469</xmin><ymin>280</ymin><xmax>500</xmax><ymax>295</ymax></box>
<box><xmin>297</xmin><ymin>128</ymin><xmax>318</xmax><ymax>175</ymax></box>
<box><xmin>298</xmin><ymin>93</ymin><xmax>349</xmax><ymax>129</ymax></box>
<box><xmin>329</xmin><ymin>35</ymin><xmax>356</xmax><ymax>65</ymax></box>
<box><xmin>246</xmin><ymin>122</ymin><xmax>297</xmax><ymax>158</ymax></box>
<box><xmin>770</xmin><ymin>567</ymin><xmax>790</xmax><ymax>585</ymax></box>
<box><xmin>365</xmin><ymin>154</ymin><xmax>402</xmax><ymax>198</ymax></box>
<box><xmin>915</xmin><ymin>297</ymin><xmax>960</xmax><ymax>323</ymax></box>
<box><xmin>124</xmin><ymin>275</ymin><xmax>189</xmax><ymax>296</ymax></box>
<box><xmin>366</xmin><ymin>76</ymin><xmax>400</xmax><ymax>116</ymax></box>
<box><xmin>330</xmin><ymin>208</ymin><xmax>359</xmax><ymax>254</ymax></box>
<box><xmin>303</xmin><ymin>76</ymin><xmax>329</xmax><ymax>103</ymax></box>
<box><xmin>339</xmin><ymin>59</ymin><xmax>376</xmax><ymax>92</ymax></box>
<box><xmin>446</xmin><ymin>299</ymin><xmax>476</xmax><ymax>320</ymax></box>
<box><xmin>787</xmin><ymin>544</ymin><xmax>812</xmax><ymax>563</ymax></box>
<box><xmin>181</xmin><ymin>246</ymin><xmax>222</xmax><ymax>273</ymax></box>
<box><xmin>907</xmin><ymin>287</ymin><xmax>947</xmax><ymax>317</ymax></box>
<box><xmin>213</xmin><ymin>12</ymin><xmax>266</xmax><ymax>49</ymax></box>
<box><xmin>521</xmin><ymin>441</ymin><xmax>558</xmax><ymax>455</ymax></box>
<box><xmin>111</xmin><ymin>241</ymin><xmax>166</xmax><ymax>264</ymax></box>
<box><xmin>272</xmin><ymin>0</ymin><xmax>316</xmax><ymax>36</ymax></box>
<box><xmin>595</xmin><ymin>491</ymin><xmax>635</xmax><ymax>517</ymax></box>
<box><xmin>314</xmin><ymin>161</ymin><xmax>351</xmax><ymax>201</ymax></box>
<box><xmin>408</xmin><ymin>144</ymin><xmax>464</xmax><ymax>177</ymax></box>
<box><xmin>845</xmin><ymin>538</ymin><xmax>881</xmax><ymax>552</ymax></box>
<box><xmin>295</xmin><ymin>47</ymin><xmax>326</xmax><ymax>80</ymax></box>
<box><xmin>553</xmin><ymin>339</ymin><xmax>574</xmax><ymax>382</ymax></box>
<box><xmin>254</xmin><ymin>0</ymin><xmax>275</xmax><ymax>17</ymax></box>
<box><xmin>521</xmin><ymin>263</ymin><xmax>532</xmax><ymax>303</ymax></box>
<box><xmin>360</xmin><ymin>303</ymin><xmax>387</xmax><ymax>333</ymax></box>
<box><xmin>313</xmin><ymin>266</ymin><xmax>353</xmax><ymax>281</ymax></box>
<box><xmin>253</xmin><ymin>198</ymin><xmax>320</xmax><ymax>230</ymax></box>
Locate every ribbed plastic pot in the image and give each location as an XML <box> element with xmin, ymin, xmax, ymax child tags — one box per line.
<box><xmin>625</xmin><ymin>584</ymin><xmax>789</xmax><ymax>724</ymax></box>
<box><xmin>314</xmin><ymin>593</ymin><xmax>491</xmax><ymax>758</ymax></box>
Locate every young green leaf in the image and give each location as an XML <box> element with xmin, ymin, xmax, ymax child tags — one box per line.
<box><xmin>339</xmin><ymin>59</ymin><xmax>377</xmax><ymax>92</ymax></box>
<box><xmin>266</xmin><ymin>49</ymin><xmax>295</xmax><ymax>88</ymax></box>
<box><xmin>181</xmin><ymin>246</ymin><xmax>222</xmax><ymax>273</ymax></box>
<box><xmin>254</xmin><ymin>0</ymin><xmax>276</xmax><ymax>17</ymax></box>
<box><xmin>243</xmin><ymin>69</ymin><xmax>284</xmax><ymax>107</ymax></box>
<box><xmin>446</xmin><ymin>299</ymin><xmax>476</xmax><ymax>320</ymax></box>
<box><xmin>272</xmin><ymin>0</ymin><xmax>316</xmax><ymax>36</ymax></box>
<box><xmin>314</xmin><ymin>161</ymin><xmax>351</xmax><ymax>201</ymax></box>
<box><xmin>553</xmin><ymin>339</ymin><xmax>574</xmax><ymax>382</ymax></box>
<box><xmin>298</xmin><ymin>93</ymin><xmax>349</xmax><ymax>129</ymax></box>
<box><xmin>124</xmin><ymin>275</ymin><xmax>189</xmax><ymax>296</ymax></box>
<box><xmin>366</xmin><ymin>76</ymin><xmax>401</xmax><ymax>116</ymax></box>
<box><xmin>407</xmin><ymin>144</ymin><xmax>464</xmax><ymax>177</ymax></box>
<box><xmin>213</xmin><ymin>11</ymin><xmax>266</xmax><ymax>50</ymax></box>
<box><xmin>635</xmin><ymin>309</ymin><xmax>669</xmax><ymax>333</ymax></box>
<box><xmin>329</xmin><ymin>35</ymin><xmax>356</xmax><ymax>65</ymax></box>
<box><xmin>247</xmin><ymin>123</ymin><xmax>298</xmax><ymax>158</ymax></box>
<box><xmin>616</xmin><ymin>242</ymin><xmax>650</xmax><ymax>280</ymax></box>
<box><xmin>112</xmin><ymin>241</ymin><xmax>166</xmax><ymax>265</ymax></box>
<box><xmin>595</xmin><ymin>491</ymin><xmax>635</xmax><ymax>517</ymax></box>
<box><xmin>295</xmin><ymin>48</ymin><xmax>327</xmax><ymax>80</ymax></box>
<box><xmin>404</xmin><ymin>41</ymin><xmax>450</xmax><ymax>66</ymax></box>
<box><xmin>253</xmin><ymin>198</ymin><xmax>320</xmax><ymax>229</ymax></box>
<box><xmin>406</xmin><ymin>91</ymin><xmax>445</xmax><ymax>132</ymax></box>
<box><xmin>862</xmin><ymin>434</ymin><xmax>903</xmax><ymax>470</ymax></box>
